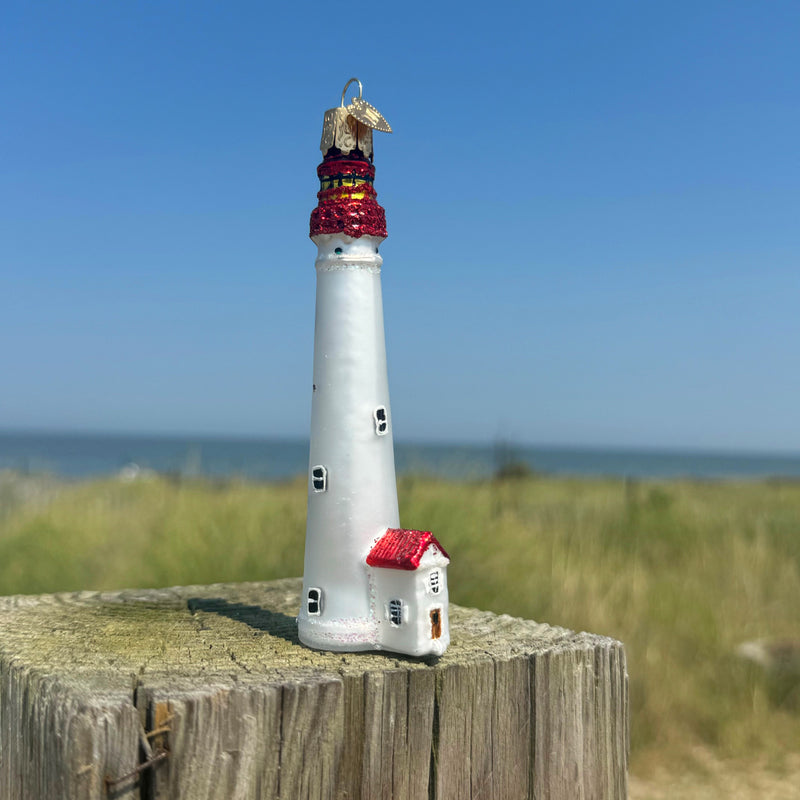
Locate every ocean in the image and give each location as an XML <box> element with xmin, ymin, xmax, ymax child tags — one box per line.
<box><xmin>1</xmin><ymin>431</ymin><xmax>799</xmax><ymax>481</ymax></box>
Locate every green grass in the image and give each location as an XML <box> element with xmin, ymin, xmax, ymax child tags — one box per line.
<box><xmin>1</xmin><ymin>471</ymin><xmax>799</xmax><ymax>779</ymax></box>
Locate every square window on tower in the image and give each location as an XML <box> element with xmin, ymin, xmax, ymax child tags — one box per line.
<box><xmin>311</xmin><ymin>465</ymin><xmax>327</xmax><ymax>492</ymax></box>
<box><xmin>374</xmin><ymin>406</ymin><xmax>388</xmax><ymax>436</ymax></box>
<box><xmin>307</xmin><ymin>588</ymin><xmax>323</xmax><ymax>615</ymax></box>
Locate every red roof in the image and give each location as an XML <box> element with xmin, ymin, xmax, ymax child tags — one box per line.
<box><xmin>366</xmin><ymin>528</ymin><xmax>449</xmax><ymax>571</ymax></box>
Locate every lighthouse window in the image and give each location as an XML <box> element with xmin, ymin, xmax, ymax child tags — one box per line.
<box><xmin>429</xmin><ymin>569</ymin><xmax>441</xmax><ymax>595</ymax></box>
<box><xmin>373</xmin><ymin>406</ymin><xmax>388</xmax><ymax>436</ymax></box>
<box><xmin>311</xmin><ymin>465</ymin><xmax>327</xmax><ymax>492</ymax></box>
<box><xmin>334</xmin><ymin>247</ymin><xmax>343</xmax><ymax>254</ymax></box>
<box><xmin>388</xmin><ymin>599</ymin><xmax>403</xmax><ymax>626</ymax></box>
<box><xmin>307</xmin><ymin>588</ymin><xmax>323</xmax><ymax>616</ymax></box>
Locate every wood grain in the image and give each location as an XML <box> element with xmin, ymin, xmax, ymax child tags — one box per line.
<box><xmin>0</xmin><ymin>578</ymin><xmax>628</xmax><ymax>799</ymax></box>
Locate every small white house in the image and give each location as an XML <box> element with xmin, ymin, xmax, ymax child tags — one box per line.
<box><xmin>366</xmin><ymin>529</ymin><xmax>450</xmax><ymax>657</ymax></box>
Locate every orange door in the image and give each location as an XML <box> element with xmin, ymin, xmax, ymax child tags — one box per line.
<box><xmin>430</xmin><ymin>608</ymin><xmax>442</xmax><ymax>639</ymax></box>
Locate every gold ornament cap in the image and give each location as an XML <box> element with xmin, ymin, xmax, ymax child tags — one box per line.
<box><xmin>320</xmin><ymin>78</ymin><xmax>392</xmax><ymax>160</ymax></box>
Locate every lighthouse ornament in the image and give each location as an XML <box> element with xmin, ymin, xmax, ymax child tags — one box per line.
<box><xmin>298</xmin><ymin>79</ymin><xmax>450</xmax><ymax>657</ymax></box>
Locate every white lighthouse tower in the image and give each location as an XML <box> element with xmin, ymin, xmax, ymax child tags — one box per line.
<box><xmin>298</xmin><ymin>80</ymin><xmax>450</xmax><ymax>657</ymax></box>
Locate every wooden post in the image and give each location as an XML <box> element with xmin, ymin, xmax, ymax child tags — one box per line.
<box><xmin>0</xmin><ymin>578</ymin><xmax>628</xmax><ymax>799</ymax></box>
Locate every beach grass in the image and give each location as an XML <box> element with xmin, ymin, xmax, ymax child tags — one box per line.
<box><xmin>1</xmin><ymin>470</ymin><xmax>799</xmax><ymax>794</ymax></box>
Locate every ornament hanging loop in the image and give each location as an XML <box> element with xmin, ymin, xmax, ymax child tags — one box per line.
<box><xmin>341</xmin><ymin>78</ymin><xmax>363</xmax><ymax>108</ymax></box>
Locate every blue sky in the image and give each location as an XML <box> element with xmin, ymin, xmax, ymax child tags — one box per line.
<box><xmin>2</xmin><ymin>1</ymin><xmax>799</xmax><ymax>451</ymax></box>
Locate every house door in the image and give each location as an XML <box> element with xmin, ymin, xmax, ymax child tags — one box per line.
<box><xmin>430</xmin><ymin>608</ymin><xmax>442</xmax><ymax>639</ymax></box>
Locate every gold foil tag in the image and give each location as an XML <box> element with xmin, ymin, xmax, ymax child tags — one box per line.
<box><xmin>347</xmin><ymin>97</ymin><xmax>392</xmax><ymax>133</ymax></box>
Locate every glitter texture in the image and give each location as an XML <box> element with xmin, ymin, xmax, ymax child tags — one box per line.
<box><xmin>366</xmin><ymin>529</ymin><xmax>449</xmax><ymax>571</ymax></box>
<box><xmin>310</xmin><ymin>154</ymin><xmax>387</xmax><ymax>239</ymax></box>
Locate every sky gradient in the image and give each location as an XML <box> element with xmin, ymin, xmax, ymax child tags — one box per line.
<box><xmin>2</xmin><ymin>1</ymin><xmax>799</xmax><ymax>451</ymax></box>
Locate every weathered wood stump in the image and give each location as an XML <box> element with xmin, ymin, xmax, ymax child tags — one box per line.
<box><xmin>0</xmin><ymin>578</ymin><xmax>628</xmax><ymax>799</ymax></box>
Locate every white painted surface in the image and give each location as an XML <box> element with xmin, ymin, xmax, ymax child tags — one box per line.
<box><xmin>299</xmin><ymin>233</ymin><xmax>400</xmax><ymax>650</ymax></box>
<box><xmin>368</xmin><ymin>546</ymin><xmax>450</xmax><ymax>657</ymax></box>
<box><xmin>298</xmin><ymin>232</ymin><xmax>450</xmax><ymax>657</ymax></box>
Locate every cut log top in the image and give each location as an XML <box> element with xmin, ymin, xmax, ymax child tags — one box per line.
<box><xmin>0</xmin><ymin>578</ymin><xmax>628</xmax><ymax>800</ymax></box>
<box><xmin>1</xmin><ymin>577</ymin><xmax>600</xmax><ymax>686</ymax></box>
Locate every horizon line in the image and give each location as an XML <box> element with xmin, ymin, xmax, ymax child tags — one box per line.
<box><xmin>1</xmin><ymin>427</ymin><xmax>799</xmax><ymax>461</ymax></box>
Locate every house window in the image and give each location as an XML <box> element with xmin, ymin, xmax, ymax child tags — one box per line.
<box><xmin>388</xmin><ymin>599</ymin><xmax>403</xmax><ymax>626</ymax></box>
<box><xmin>311</xmin><ymin>465</ymin><xmax>327</xmax><ymax>492</ymax></box>
<box><xmin>429</xmin><ymin>569</ymin><xmax>441</xmax><ymax>595</ymax></box>
<box><xmin>373</xmin><ymin>406</ymin><xmax>388</xmax><ymax>436</ymax></box>
<box><xmin>307</xmin><ymin>588</ymin><xmax>323</xmax><ymax>616</ymax></box>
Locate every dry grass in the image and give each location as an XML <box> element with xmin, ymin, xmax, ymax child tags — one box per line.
<box><xmin>1</xmin><ymin>470</ymin><xmax>798</xmax><ymax>793</ymax></box>
<box><xmin>629</xmin><ymin>750</ymin><xmax>800</xmax><ymax>799</ymax></box>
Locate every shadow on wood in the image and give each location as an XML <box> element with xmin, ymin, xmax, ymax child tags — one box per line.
<box><xmin>187</xmin><ymin>596</ymin><xmax>300</xmax><ymax>644</ymax></box>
